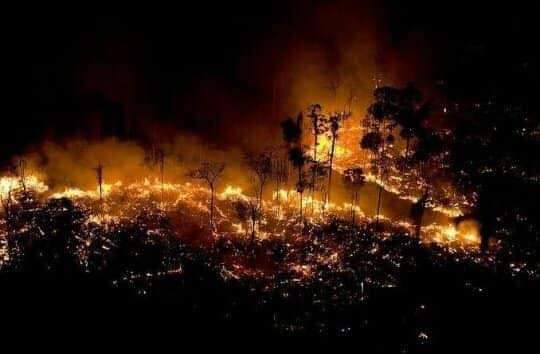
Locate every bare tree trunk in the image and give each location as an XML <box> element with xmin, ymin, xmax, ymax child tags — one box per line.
<box><xmin>350</xmin><ymin>191</ymin><xmax>355</xmax><ymax>226</ymax></box>
<box><xmin>160</xmin><ymin>155</ymin><xmax>164</xmax><ymax>205</ymax></box>
<box><xmin>258</xmin><ymin>183</ymin><xmax>264</xmax><ymax>212</ymax></box>
<box><xmin>2</xmin><ymin>190</ymin><xmax>13</xmax><ymax>242</ymax></box>
<box><xmin>416</xmin><ymin>163</ymin><xmax>429</xmax><ymax>238</ymax></box>
<box><xmin>415</xmin><ymin>187</ymin><xmax>429</xmax><ymax>239</ymax></box>
<box><xmin>375</xmin><ymin>185</ymin><xmax>383</xmax><ymax>226</ymax></box>
<box><xmin>275</xmin><ymin>178</ymin><xmax>280</xmax><ymax>218</ymax></box>
<box><xmin>210</xmin><ymin>184</ymin><xmax>215</xmax><ymax>229</ymax></box>
<box><xmin>275</xmin><ymin>174</ymin><xmax>280</xmax><ymax>204</ymax></box>
<box><xmin>311</xmin><ymin>133</ymin><xmax>318</xmax><ymax>214</ymax></box>
<box><xmin>257</xmin><ymin>183</ymin><xmax>265</xmax><ymax>236</ymax></box>
<box><xmin>299</xmin><ymin>191</ymin><xmax>303</xmax><ymax>224</ymax></box>
<box><xmin>327</xmin><ymin>133</ymin><xmax>337</xmax><ymax>206</ymax></box>
<box><xmin>251</xmin><ymin>218</ymin><xmax>256</xmax><ymax>246</ymax></box>
<box><xmin>415</xmin><ymin>219</ymin><xmax>422</xmax><ymax>239</ymax></box>
<box><xmin>405</xmin><ymin>136</ymin><xmax>410</xmax><ymax>160</ymax></box>
<box><xmin>18</xmin><ymin>160</ymin><xmax>27</xmax><ymax>191</ymax></box>
<box><xmin>353</xmin><ymin>190</ymin><xmax>359</xmax><ymax>226</ymax></box>
<box><xmin>298</xmin><ymin>165</ymin><xmax>303</xmax><ymax>221</ymax></box>
<box><xmin>95</xmin><ymin>163</ymin><xmax>104</xmax><ymax>218</ymax></box>
<box><xmin>375</xmin><ymin>125</ymin><xmax>387</xmax><ymax>230</ymax></box>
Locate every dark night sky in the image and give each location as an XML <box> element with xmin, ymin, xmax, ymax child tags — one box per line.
<box><xmin>6</xmin><ymin>1</ymin><xmax>539</xmax><ymax>162</ymax></box>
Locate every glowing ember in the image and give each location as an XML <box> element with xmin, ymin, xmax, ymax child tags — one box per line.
<box><xmin>0</xmin><ymin>175</ymin><xmax>48</xmax><ymax>200</ymax></box>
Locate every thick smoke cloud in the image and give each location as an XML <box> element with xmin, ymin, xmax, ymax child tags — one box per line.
<box><xmin>17</xmin><ymin>0</ymin><xmax>438</xmax><ymax>152</ymax></box>
<box><xmin>10</xmin><ymin>0</ymin><xmax>451</xmax><ymax>225</ymax></box>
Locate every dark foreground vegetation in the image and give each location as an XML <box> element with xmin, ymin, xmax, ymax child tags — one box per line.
<box><xmin>1</xmin><ymin>192</ymin><xmax>539</xmax><ymax>352</ymax></box>
<box><xmin>4</xmin><ymin>3</ymin><xmax>540</xmax><ymax>350</ymax></box>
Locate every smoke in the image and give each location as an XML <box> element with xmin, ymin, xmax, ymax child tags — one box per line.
<box><xmin>19</xmin><ymin>135</ymin><xmax>252</xmax><ymax>194</ymax></box>
<box><xmin>10</xmin><ymin>0</ymin><xmax>451</xmax><ymax>225</ymax></box>
<box><xmin>22</xmin><ymin>0</ymin><xmax>435</xmax><ymax>152</ymax></box>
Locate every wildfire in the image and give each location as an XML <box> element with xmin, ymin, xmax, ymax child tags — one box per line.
<box><xmin>218</xmin><ymin>185</ymin><xmax>247</xmax><ymax>201</ymax></box>
<box><xmin>424</xmin><ymin>221</ymin><xmax>481</xmax><ymax>247</ymax></box>
<box><xmin>50</xmin><ymin>181</ymin><xmax>123</xmax><ymax>200</ymax></box>
<box><xmin>309</xmin><ymin>116</ymin><xmax>471</xmax><ymax>218</ymax></box>
<box><xmin>0</xmin><ymin>167</ymin><xmax>491</xmax><ymax>292</ymax></box>
<box><xmin>0</xmin><ymin>175</ymin><xmax>48</xmax><ymax>200</ymax></box>
<box><xmin>0</xmin><ymin>170</ymin><xmax>482</xmax><ymax>256</ymax></box>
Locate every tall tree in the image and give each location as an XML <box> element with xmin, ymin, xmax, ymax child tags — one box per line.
<box><xmin>93</xmin><ymin>162</ymin><xmax>105</xmax><ymax>218</ymax></box>
<box><xmin>245</xmin><ymin>151</ymin><xmax>273</xmax><ymax>211</ymax></box>
<box><xmin>408</xmin><ymin>128</ymin><xmax>444</xmax><ymax>238</ymax></box>
<box><xmin>233</xmin><ymin>199</ymin><xmax>260</xmax><ymax>245</ymax></box>
<box><xmin>326</xmin><ymin>111</ymin><xmax>350</xmax><ymax>206</ymax></box>
<box><xmin>361</xmin><ymin>84</ymin><xmax>430</xmax><ymax>225</ymax></box>
<box><xmin>307</xmin><ymin>104</ymin><xmax>328</xmax><ymax>212</ymax></box>
<box><xmin>233</xmin><ymin>200</ymin><xmax>250</xmax><ymax>238</ymax></box>
<box><xmin>342</xmin><ymin>168</ymin><xmax>366</xmax><ymax>226</ymax></box>
<box><xmin>362</xmin><ymin>86</ymin><xmax>397</xmax><ymax>224</ymax></box>
<box><xmin>281</xmin><ymin>114</ymin><xmax>302</xmax><ymax>148</ymax></box>
<box><xmin>188</xmin><ymin>161</ymin><xmax>225</xmax><ymax>229</ymax></box>
<box><xmin>17</xmin><ymin>159</ymin><xmax>27</xmax><ymax>191</ymax></box>
<box><xmin>282</xmin><ymin>113</ymin><xmax>308</xmax><ymax>221</ymax></box>
<box><xmin>410</xmin><ymin>193</ymin><xmax>428</xmax><ymax>239</ymax></box>
<box><xmin>395</xmin><ymin>84</ymin><xmax>430</xmax><ymax>160</ymax></box>
<box><xmin>272</xmin><ymin>155</ymin><xmax>289</xmax><ymax>216</ymax></box>
<box><xmin>156</xmin><ymin>148</ymin><xmax>165</xmax><ymax>205</ymax></box>
<box><xmin>94</xmin><ymin>163</ymin><xmax>104</xmax><ymax>202</ymax></box>
<box><xmin>288</xmin><ymin>147</ymin><xmax>309</xmax><ymax>222</ymax></box>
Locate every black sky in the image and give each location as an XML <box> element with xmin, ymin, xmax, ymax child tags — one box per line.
<box><xmin>7</xmin><ymin>1</ymin><xmax>539</xmax><ymax>162</ymax></box>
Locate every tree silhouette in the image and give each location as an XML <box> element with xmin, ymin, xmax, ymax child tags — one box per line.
<box><xmin>360</xmin><ymin>131</ymin><xmax>383</xmax><ymax>152</ymax></box>
<box><xmin>288</xmin><ymin>147</ymin><xmax>309</xmax><ymax>222</ymax></box>
<box><xmin>94</xmin><ymin>163</ymin><xmax>104</xmax><ymax>201</ymax></box>
<box><xmin>362</xmin><ymin>84</ymin><xmax>432</xmax><ymax>226</ymax></box>
<box><xmin>397</xmin><ymin>102</ymin><xmax>430</xmax><ymax>160</ymax></box>
<box><xmin>232</xmin><ymin>198</ymin><xmax>261</xmax><ymax>246</ymax></box>
<box><xmin>272</xmin><ymin>155</ymin><xmax>289</xmax><ymax>216</ymax></box>
<box><xmin>244</xmin><ymin>150</ymin><xmax>273</xmax><ymax>211</ymax></box>
<box><xmin>156</xmin><ymin>148</ymin><xmax>165</xmax><ymax>205</ymax></box>
<box><xmin>188</xmin><ymin>161</ymin><xmax>225</xmax><ymax>229</ymax></box>
<box><xmin>343</xmin><ymin>168</ymin><xmax>365</xmax><ymax>226</ymax></box>
<box><xmin>400</xmin><ymin>127</ymin><xmax>443</xmax><ymax>240</ymax></box>
<box><xmin>16</xmin><ymin>159</ymin><xmax>27</xmax><ymax>191</ymax></box>
<box><xmin>410</xmin><ymin>193</ymin><xmax>428</xmax><ymax>238</ymax></box>
<box><xmin>233</xmin><ymin>200</ymin><xmax>250</xmax><ymax>238</ymax></box>
<box><xmin>281</xmin><ymin>114</ymin><xmax>302</xmax><ymax>148</ymax></box>
<box><xmin>326</xmin><ymin>111</ymin><xmax>350</xmax><ymax>207</ymax></box>
<box><xmin>363</xmin><ymin>84</ymin><xmax>440</xmax><ymax>238</ymax></box>
<box><xmin>295</xmin><ymin>173</ymin><xmax>310</xmax><ymax>224</ymax></box>
<box><xmin>307</xmin><ymin>104</ymin><xmax>328</xmax><ymax>212</ymax></box>
<box><xmin>146</xmin><ymin>146</ymin><xmax>167</xmax><ymax>204</ymax></box>
<box><xmin>281</xmin><ymin>112</ymin><xmax>310</xmax><ymax>222</ymax></box>
<box><xmin>362</xmin><ymin>87</ymin><xmax>399</xmax><ymax>225</ymax></box>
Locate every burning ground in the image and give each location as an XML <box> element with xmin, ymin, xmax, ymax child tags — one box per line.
<box><xmin>0</xmin><ymin>165</ymin><xmax>538</xmax><ymax>344</ymax></box>
<box><xmin>5</xmin><ymin>1</ymin><xmax>539</xmax><ymax>350</ymax></box>
<box><xmin>1</xmin><ymin>96</ymin><xmax>539</xmax><ymax>349</ymax></box>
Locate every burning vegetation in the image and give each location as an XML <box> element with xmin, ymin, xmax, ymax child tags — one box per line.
<box><xmin>1</xmin><ymin>89</ymin><xmax>480</xmax><ymax>263</ymax></box>
<box><xmin>3</xmin><ymin>83</ymin><xmax>538</xmax><ymax>296</ymax></box>
<box><xmin>12</xmin><ymin>5</ymin><xmax>540</xmax><ymax>347</ymax></box>
<box><xmin>5</xmin><ymin>1</ymin><xmax>540</xmax><ymax>348</ymax></box>
<box><xmin>8</xmin><ymin>91</ymin><xmax>540</xmax><ymax>354</ymax></box>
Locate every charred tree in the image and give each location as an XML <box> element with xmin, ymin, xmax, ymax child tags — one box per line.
<box><xmin>188</xmin><ymin>161</ymin><xmax>225</xmax><ymax>230</ymax></box>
